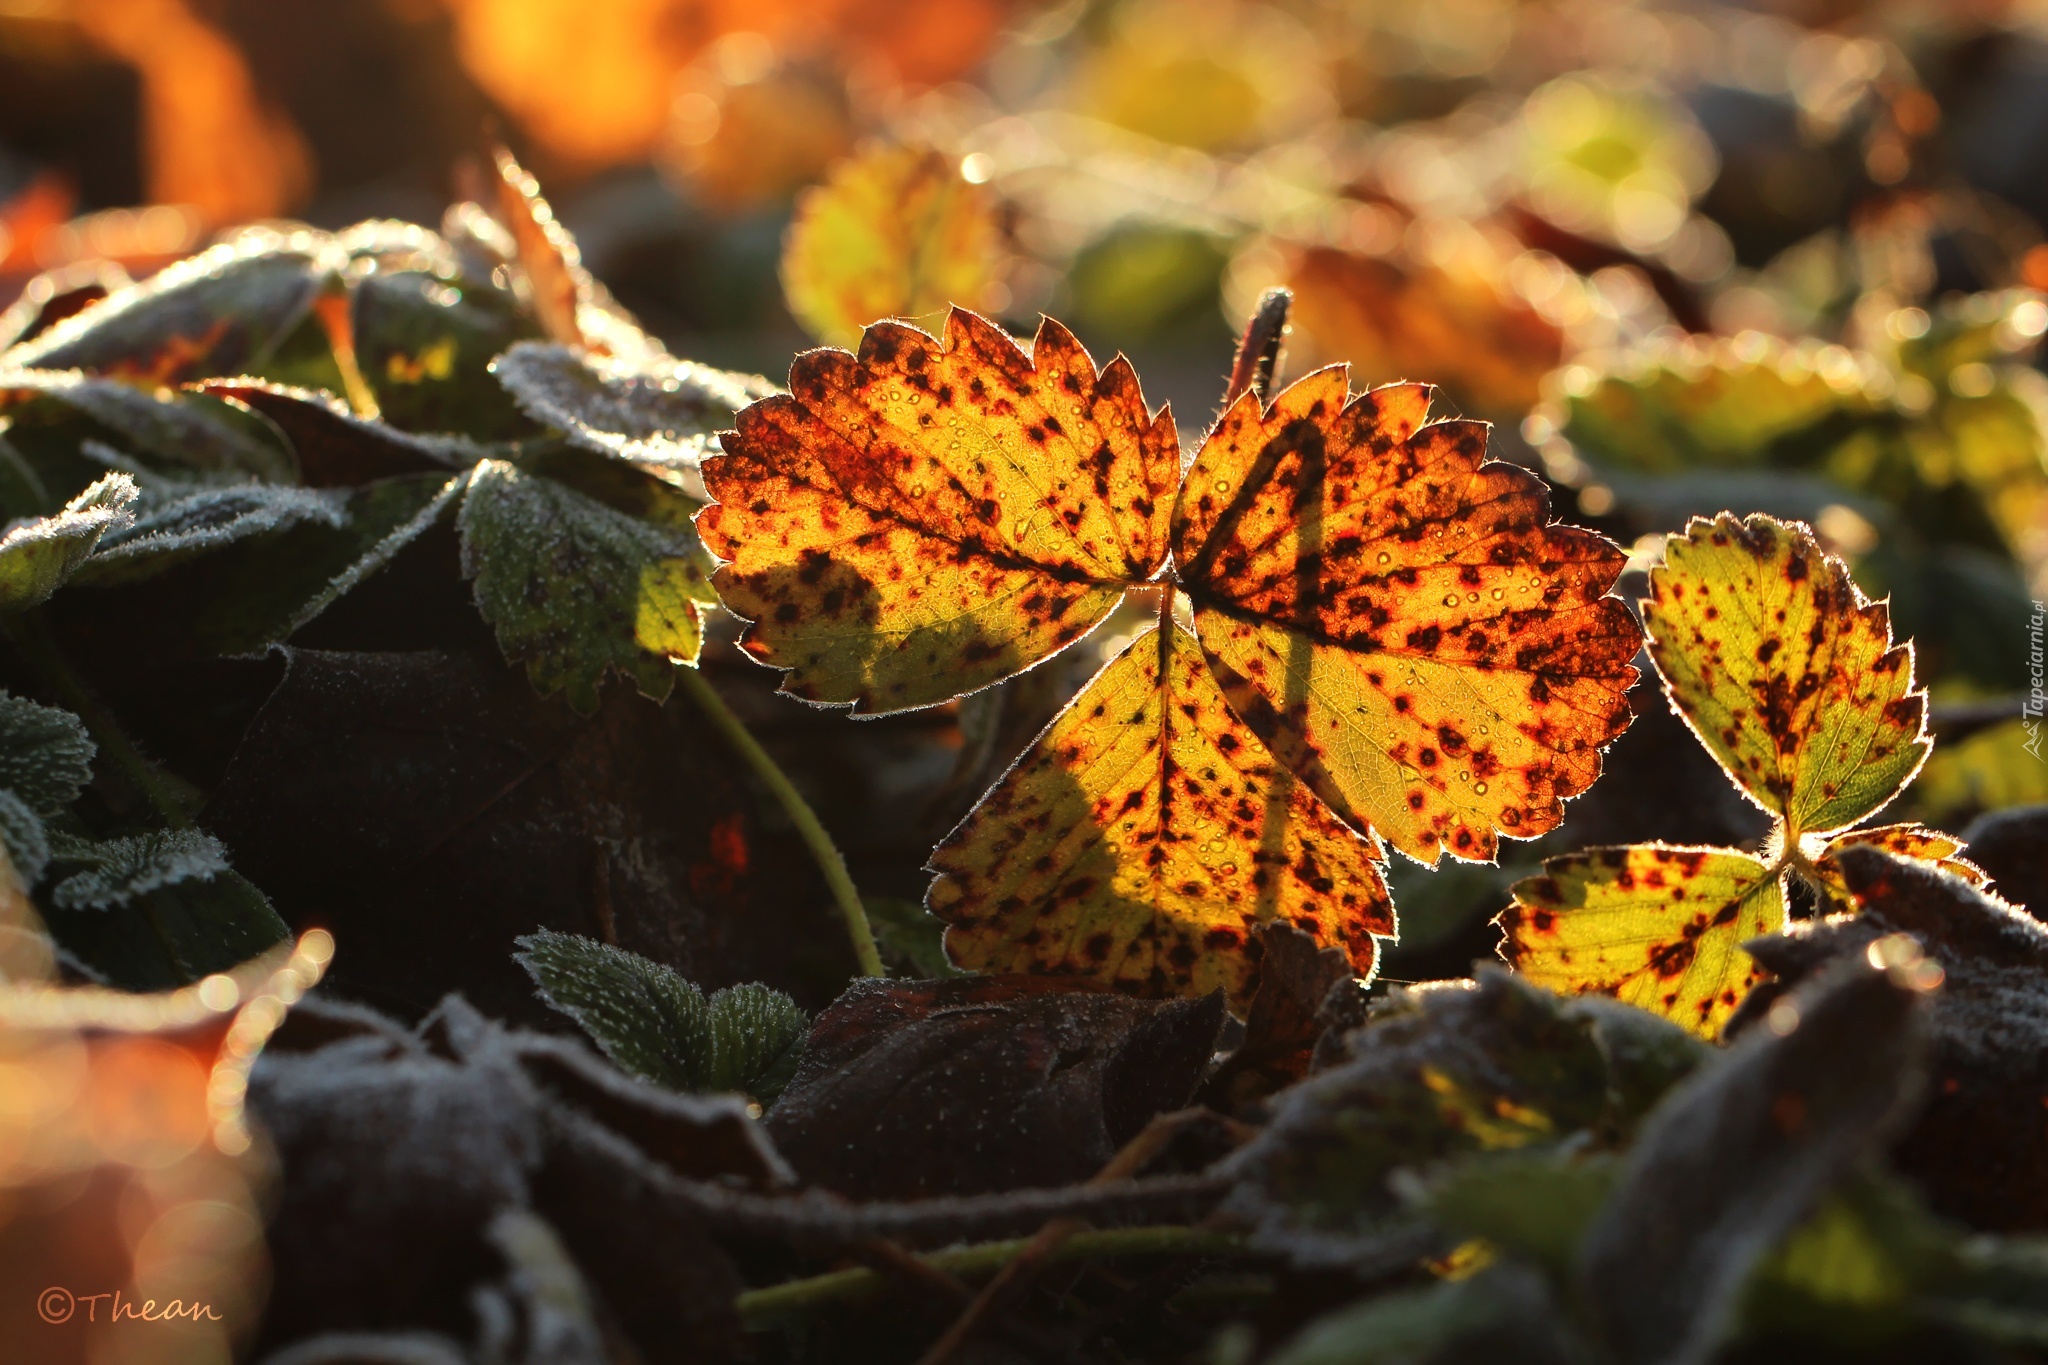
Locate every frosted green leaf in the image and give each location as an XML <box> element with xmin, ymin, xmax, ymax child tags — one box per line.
<box><xmin>0</xmin><ymin>368</ymin><xmax>292</xmax><ymax>478</ymax></box>
<box><xmin>515</xmin><ymin>930</ymin><xmax>808</xmax><ymax>1100</ymax></box>
<box><xmin>459</xmin><ymin>458</ymin><xmax>717</xmax><ymax>713</ymax></box>
<box><xmin>76</xmin><ymin>482</ymin><xmax>347</xmax><ymax>585</ymax></box>
<box><xmin>0</xmin><ymin>691</ymin><xmax>94</xmax><ymax>814</ymax></box>
<box><xmin>47</xmin><ymin>828</ymin><xmax>233</xmax><ymax>911</ymax></box>
<box><xmin>491</xmin><ymin>340</ymin><xmax>776</xmax><ymax>489</ymax></box>
<box><xmin>0</xmin><ymin>473</ymin><xmax>136</xmax><ymax>609</ymax></box>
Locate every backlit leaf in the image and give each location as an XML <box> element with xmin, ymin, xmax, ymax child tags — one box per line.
<box><xmin>0</xmin><ymin>473</ymin><xmax>136</xmax><ymax>610</ymax></box>
<box><xmin>1173</xmin><ymin>371</ymin><xmax>1640</xmax><ymax>864</ymax></box>
<box><xmin>699</xmin><ymin>310</ymin><xmax>1179</xmax><ymax>713</ymax></box>
<box><xmin>493</xmin><ymin>147</ymin><xmax>590</xmax><ymax>348</ymax></box>
<box><xmin>928</xmin><ymin>625</ymin><xmax>1390</xmax><ymax>1011</ymax></box>
<box><xmin>781</xmin><ymin>145</ymin><xmax>1004</xmax><ymax>349</ymax></box>
<box><xmin>0</xmin><ymin>232</ymin><xmax>329</xmax><ymax>384</ymax></box>
<box><xmin>459</xmin><ymin>458</ymin><xmax>717</xmax><ymax>713</ymax></box>
<box><xmin>1498</xmin><ymin>845</ymin><xmax>1785</xmax><ymax>1039</ymax></box>
<box><xmin>1644</xmin><ymin>513</ymin><xmax>1928</xmax><ymax>839</ymax></box>
<box><xmin>1808</xmin><ymin>824</ymin><xmax>1985</xmax><ymax>906</ymax></box>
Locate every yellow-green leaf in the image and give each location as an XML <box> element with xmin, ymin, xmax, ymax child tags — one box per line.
<box><xmin>458</xmin><ymin>459</ymin><xmax>714</xmax><ymax>713</ymax></box>
<box><xmin>1172</xmin><ymin>370</ymin><xmax>1641</xmax><ymax>865</ymax></box>
<box><xmin>1497</xmin><ymin>845</ymin><xmax>1784</xmax><ymax>1038</ymax></box>
<box><xmin>698</xmin><ymin>310</ymin><xmax>1179</xmax><ymax>714</ymax></box>
<box><xmin>781</xmin><ymin>144</ymin><xmax>1003</xmax><ymax>350</ymax></box>
<box><xmin>928</xmin><ymin>624</ymin><xmax>1390</xmax><ymax>1012</ymax></box>
<box><xmin>1643</xmin><ymin>513</ymin><xmax>1928</xmax><ymax>840</ymax></box>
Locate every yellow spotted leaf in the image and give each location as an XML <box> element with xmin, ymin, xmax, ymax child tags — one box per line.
<box><xmin>781</xmin><ymin>144</ymin><xmax>1004</xmax><ymax>349</ymax></box>
<box><xmin>699</xmin><ymin>309</ymin><xmax>1179</xmax><ymax>713</ymax></box>
<box><xmin>1808</xmin><ymin>823</ymin><xmax>1985</xmax><ymax>905</ymax></box>
<box><xmin>928</xmin><ymin>625</ymin><xmax>1390</xmax><ymax>1011</ymax></box>
<box><xmin>1172</xmin><ymin>371</ymin><xmax>1641</xmax><ymax>865</ymax></box>
<box><xmin>1644</xmin><ymin>514</ymin><xmax>1929</xmax><ymax>840</ymax></box>
<box><xmin>1497</xmin><ymin>845</ymin><xmax>1784</xmax><ymax>1039</ymax></box>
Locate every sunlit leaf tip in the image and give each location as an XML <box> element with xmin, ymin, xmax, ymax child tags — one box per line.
<box><xmin>1171</xmin><ymin>368</ymin><xmax>1642</xmax><ymax>865</ymax></box>
<box><xmin>928</xmin><ymin>623</ymin><xmax>1390</xmax><ymax>1014</ymax></box>
<box><xmin>1643</xmin><ymin>511</ymin><xmax>1929</xmax><ymax>840</ymax></box>
<box><xmin>698</xmin><ymin>307</ymin><xmax>1179</xmax><ymax>715</ymax></box>
<box><xmin>1497</xmin><ymin>843</ymin><xmax>1784</xmax><ymax>1039</ymax></box>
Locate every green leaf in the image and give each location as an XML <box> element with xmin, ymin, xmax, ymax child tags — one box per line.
<box><xmin>352</xmin><ymin>269</ymin><xmax>542</xmax><ymax>439</ymax></box>
<box><xmin>0</xmin><ymin>691</ymin><xmax>95</xmax><ymax>813</ymax></box>
<box><xmin>1267</xmin><ymin>1264</ymin><xmax>1579</xmax><ymax>1365</ymax></box>
<box><xmin>864</xmin><ymin>895</ymin><xmax>963</xmax><ymax>978</ymax></box>
<box><xmin>459</xmin><ymin>459</ymin><xmax>714</xmax><ymax>712</ymax></box>
<box><xmin>0</xmin><ymin>368</ymin><xmax>293</xmax><ymax>479</ymax></box>
<box><xmin>1</xmin><ymin>231</ymin><xmax>329</xmax><ymax>382</ymax></box>
<box><xmin>47</xmin><ymin>827</ymin><xmax>233</xmax><ymax>910</ymax></box>
<box><xmin>75</xmin><ymin>481</ymin><xmax>347</xmax><ymax>585</ymax></box>
<box><xmin>39</xmin><ymin>856</ymin><xmax>289</xmax><ymax>989</ymax></box>
<box><xmin>0</xmin><ymin>473</ymin><xmax>136</xmax><ymax>609</ymax></box>
<box><xmin>1412</xmin><ymin>1148</ymin><xmax>1620</xmax><ymax>1280</ymax></box>
<box><xmin>515</xmin><ymin>930</ymin><xmax>808</xmax><ymax>1100</ymax></box>
<box><xmin>491</xmin><ymin>340</ymin><xmax>775</xmax><ymax>486</ymax></box>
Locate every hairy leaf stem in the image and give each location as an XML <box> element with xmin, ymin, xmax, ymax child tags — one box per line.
<box><xmin>734</xmin><ymin>1224</ymin><xmax>1244</xmax><ymax>1327</ymax></box>
<box><xmin>675</xmin><ymin>663</ymin><xmax>883</xmax><ymax>976</ymax></box>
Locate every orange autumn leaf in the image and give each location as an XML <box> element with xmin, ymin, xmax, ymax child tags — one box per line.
<box><xmin>1172</xmin><ymin>372</ymin><xmax>1641</xmax><ymax>864</ymax></box>
<box><xmin>699</xmin><ymin>309</ymin><xmax>1179</xmax><ymax>714</ymax></box>
<box><xmin>493</xmin><ymin>146</ymin><xmax>590</xmax><ymax>348</ymax></box>
<box><xmin>929</xmin><ymin>624</ymin><xmax>1390</xmax><ymax>1011</ymax></box>
<box><xmin>705</xmin><ymin>308</ymin><xmax>1641</xmax><ymax>1005</ymax></box>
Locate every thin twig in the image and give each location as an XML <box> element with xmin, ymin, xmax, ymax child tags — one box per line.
<box><xmin>736</xmin><ymin>1225</ymin><xmax>1246</xmax><ymax>1328</ymax></box>
<box><xmin>675</xmin><ymin>664</ymin><xmax>882</xmax><ymax>977</ymax></box>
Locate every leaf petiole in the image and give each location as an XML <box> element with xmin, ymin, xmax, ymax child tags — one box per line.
<box><xmin>675</xmin><ymin>663</ymin><xmax>884</xmax><ymax>977</ymax></box>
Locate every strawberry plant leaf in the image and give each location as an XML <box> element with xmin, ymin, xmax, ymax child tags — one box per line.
<box><xmin>351</xmin><ymin>269</ymin><xmax>542</xmax><ymax>439</ymax></box>
<box><xmin>1808</xmin><ymin>823</ymin><xmax>1985</xmax><ymax>905</ymax></box>
<box><xmin>74</xmin><ymin>481</ymin><xmax>346</xmax><ymax>585</ymax></box>
<box><xmin>928</xmin><ymin>624</ymin><xmax>1390</xmax><ymax>1011</ymax></box>
<box><xmin>490</xmin><ymin>340</ymin><xmax>775</xmax><ymax>486</ymax></box>
<box><xmin>0</xmin><ymin>231</ymin><xmax>330</xmax><ymax>383</ymax></box>
<box><xmin>0</xmin><ymin>368</ymin><xmax>293</xmax><ymax>479</ymax></box>
<box><xmin>0</xmin><ymin>790</ymin><xmax>48</xmax><ymax>887</ymax></box>
<box><xmin>1644</xmin><ymin>513</ymin><xmax>1928</xmax><ymax>839</ymax></box>
<box><xmin>493</xmin><ymin>147</ymin><xmax>590</xmax><ymax>348</ymax></box>
<box><xmin>699</xmin><ymin>310</ymin><xmax>1179</xmax><ymax>713</ymax></box>
<box><xmin>515</xmin><ymin>930</ymin><xmax>808</xmax><ymax>1101</ymax></box>
<box><xmin>201</xmin><ymin>381</ymin><xmax>476</xmax><ymax>486</ymax></box>
<box><xmin>781</xmin><ymin>144</ymin><xmax>1005</xmax><ymax>349</ymax></box>
<box><xmin>459</xmin><ymin>459</ymin><xmax>716</xmax><ymax>712</ymax></box>
<box><xmin>45</xmin><ymin>828</ymin><xmax>233</xmax><ymax>910</ymax></box>
<box><xmin>0</xmin><ymin>472</ymin><xmax>136</xmax><ymax>609</ymax></box>
<box><xmin>0</xmin><ymin>691</ymin><xmax>95</xmax><ymax>814</ymax></box>
<box><xmin>1498</xmin><ymin>845</ymin><xmax>1785</xmax><ymax>1039</ymax></box>
<box><xmin>1173</xmin><ymin>372</ymin><xmax>1640</xmax><ymax>864</ymax></box>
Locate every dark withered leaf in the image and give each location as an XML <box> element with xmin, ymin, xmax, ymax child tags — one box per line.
<box><xmin>515</xmin><ymin>930</ymin><xmax>807</xmax><ymax>1101</ymax></box>
<box><xmin>75</xmin><ymin>480</ymin><xmax>346</xmax><ymax>586</ymax></box>
<box><xmin>1961</xmin><ymin>803</ymin><xmax>2048</xmax><ymax>918</ymax></box>
<box><xmin>0</xmin><ymin>691</ymin><xmax>95</xmax><ymax>814</ymax></box>
<box><xmin>0</xmin><ymin>261</ymin><xmax>128</xmax><ymax>353</ymax></box>
<box><xmin>1575</xmin><ymin>941</ymin><xmax>1936</xmax><ymax>1365</ymax></box>
<box><xmin>1741</xmin><ymin>847</ymin><xmax>2048</xmax><ymax>1232</ymax></box>
<box><xmin>1220</xmin><ymin>968</ymin><xmax>1703</xmax><ymax>1270</ymax></box>
<box><xmin>352</xmin><ymin>270</ymin><xmax>542</xmax><ymax>440</ymax></box>
<box><xmin>0</xmin><ymin>473</ymin><xmax>135</xmax><ymax>609</ymax></box>
<box><xmin>1</xmin><ymin>232</ymin><xmax>330</xmax><ymax>383</ymax></box>
<box><xmin>249</xmin><ymin>993</ymin><xmax>759</xmax><ymax>1361</ymax></box>
<box><xmin>765</xmin><ymin>975</ymin><xmax>1224</xmax><ymax>1199</ymax></box>
<box><xmin>202</xmin><ymin>646</ymin><xmax>835</xmax><ymax>1024</ymax></box>
<box><xmin>458</xmin><ymin>458</ymin><xmax>716</xmax><ymax>711</ymax></box>
<box><xmin>202</xmin><ymin>381</ymin><xmax>479</xmax><ymax>487</ymax></box>
<box><xmin>491</xmin><ymin>341</ymin><xmax>775</xmax><ymax>485</ymax></box>
<box><xmin>0</xmin><ymin>368</ymin><xmax>292</xmax><ymax>479</ymax></box>
<box><xmin>1199</xmin><ymin>921</ymin><xmax>1357</xmax><ymax>1113</ymax></box>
